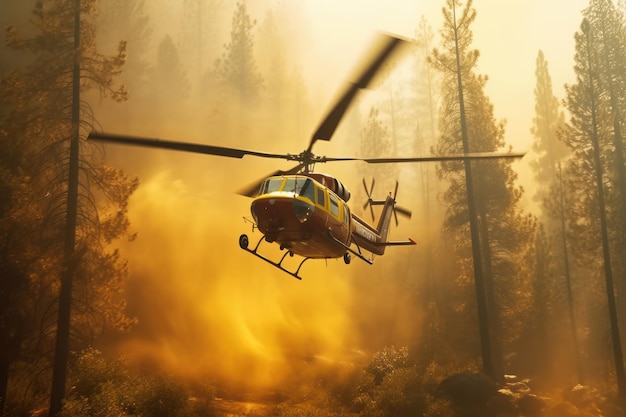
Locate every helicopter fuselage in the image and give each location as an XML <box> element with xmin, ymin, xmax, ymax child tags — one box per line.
<box><xmin>247</xmin><ymin>172</ymin><xmax>408</xmax><ymax>267</ymax></box>
<box><xmin>250</xmin><ymin>174</ymin><xmax>351</xmax><ymax>259</ymax></box>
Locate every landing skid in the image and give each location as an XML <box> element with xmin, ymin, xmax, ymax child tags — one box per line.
<box><xmin>327</xmin><ymin>231</ymin><xmax>374</xmax><ymax>265</ymax></box>
<box><xmin>239</xmin><ymin>234</ymin><xmax>310</xmax><ymax>280</ymax></box>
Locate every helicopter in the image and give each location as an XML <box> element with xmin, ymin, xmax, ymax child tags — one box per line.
<box><xmin>89</xmin><ymin>34</ymin><xmax>524</xmax><ymax>279</ymax></box>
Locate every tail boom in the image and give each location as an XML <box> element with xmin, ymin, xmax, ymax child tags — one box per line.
<box><xmin>350</xmin><ymin>196</ymin><xmax>415</xmax><ymax>255</ymax></box>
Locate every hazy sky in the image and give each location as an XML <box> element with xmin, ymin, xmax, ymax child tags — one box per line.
<box><xmin>301</xmin><ymin>0</ymin><xmax>589</xmax><ymax>151</ymax></box>
<box><xmin>141</xmin><ymin>0</ymin><xmax>589</xmax><ymax>152</ymax></box>
<box><xmin>280</xmin><ymin>0</ymin><xmax>589</xmax><ymax>210</ymax></box>
<box><xmin>0</xmin><ymin>0</ymin><xmax>593</xmax><ymax>150</ymax></box>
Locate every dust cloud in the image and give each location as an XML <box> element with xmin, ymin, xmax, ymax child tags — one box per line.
<box><xmin>94</xmin><ymin>69</ymin><xmax>426</xmax><ymax>393</ymax></box>
<box><xmin>105</xmin><ymin>164</ymin><xmax>425</xmax><ymax>390</ymax></box>
<box><xmin>94</xmin><ymin>112</ymin><xmax>429</xmax><ymax>391</ymax></box>
<box><xmin>84</xmin><ymin>0</ymin><xmax>556</xmax><ymax>395</ymax></box>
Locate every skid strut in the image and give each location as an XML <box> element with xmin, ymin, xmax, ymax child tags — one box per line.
<box><xmin>239</xmin><ymin>234</ymin><xmax>311</xmax><ymax>280</ymax></box>
<box><xmin>327</xmin><ymin>231</ymin><xmax>374</xmax><ymax>265</ymax></box>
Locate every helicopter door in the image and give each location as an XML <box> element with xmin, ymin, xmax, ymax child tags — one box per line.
<box><xmin>327</xmin><ymin>193</ymin><xmax>349</xmax><ymax>245</ymax></box>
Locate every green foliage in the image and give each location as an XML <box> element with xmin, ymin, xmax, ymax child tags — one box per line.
<box><xmin>356</xmin><ymin>348</ymin><xmax>456</xmax><ymax>417</ymax></box>
<box><xmin>2</xmin><ymin>360</ymin><xmax>53</xmax><ymax>415</ymax></box>
<box><xmin>60</xmin><ymin>349</ymin><xmax>199</xmax><ymax>417</ymax></box>
<box><xmin>559</xmin><ymin>0</ymin><xmax>626</xmax><ymax>265</ymax></box>
<box><xmin>96</xmin><ymin>0</ymin><xmax>151</xmax><ymax>89</ymax></box>
<box><xmin>267</xmin><ymin>346</ymin><xmax>457</xmax><ymax>417</ymax></box>
<box><xmin>556</xmin><ymin>0</ymin><xmax>626</xmax><ymax>390</ymax></box>
<box><xmin>215</xmin><ymin>2</ymin><xmax>263</xmax><ymax>102</ymax></box>
<box><xmin>359</xmin><ymin>367</ymin><xmax>423</xmax><ymax>417</ymax></box>
<box><xmin>60</xmin><ymin>348</ymin><xmax>136</xmax><ymax>417</ymax></box>
<box><xmin>530</xmin><ymin>50</ymin><xmax>568</xmax><ymax>219</ymax></box>
<box><xmin>155</xmin><ymin>34</ymin><xmax>190</xmax><ymax>102</ymax></box>
<box><xmin>0</xmin><ymin>0</ymin><xmax>137</xmax><ymax>412</ymax></box>
<box><xmin>271</xmin><ymin>405</ymin><xmax>349</xmax><ymax>417</ymax></box>
<box><xmin>135</xmin><ymin>374</ymin><xmax>191</xmax><ymax>417</ymax></box>
<box><xmin>365</xmin><ymin>345</ymin><xmax>409</xmax><ymax>384</ymax></box>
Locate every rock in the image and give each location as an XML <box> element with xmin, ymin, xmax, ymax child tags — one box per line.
<box><xmin>438</xmin><ymin>372</ymin><xmax>498</xmax><ymax>409</ymax></box>
<box><xmin>563</xmin><ymin>384</ymin><xmax>598</xmax><ymax>408</ymax></box>
<box><xmin>517</xmin><ymin>393</ymin><xmax>546</xmax><ymax>417</ymax></box>
<box><xmin>488</xmin><ymin>389</ymin><xmax>518</xmax><ymax>417</ymax></box>
<box><xmin>507</xmin><ymin>381</ymin><xmax>531</xmax><ymax>395</ymax></box>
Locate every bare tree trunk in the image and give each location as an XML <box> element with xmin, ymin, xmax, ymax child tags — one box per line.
<box><xmin>451</xmin><ymin>0</ymin><xmax>496</xmax><ymax>381</ymax></box>
<box><xmin>49</xmin><ymin>1</ymin><xmax>80</xmax><ymax>415</ymax></box>
<box><xmin>0</xmin><ymin>354</ymin><xmax>8</xmax><ymax>415</ymax></box>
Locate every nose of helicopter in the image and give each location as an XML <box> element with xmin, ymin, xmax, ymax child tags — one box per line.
<box><xmin>251</xmin><ymin>196</ymin><xmax>315</xmax><ymax>233</ymax></box>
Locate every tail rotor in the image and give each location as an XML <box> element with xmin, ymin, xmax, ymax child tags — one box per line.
<box><xmin>390</xmin><ymin>180</ymin><xmax>412</xmax><ymax>226</ymax></box>
<box><xmin>362</xmin><ymin>177</ymin><xmax>376</xmax><ymax>221</ymax></box>
<box><xmin>362</xmin><ymin>178</ymin><xmax>412</xmax><ymax>225</ymax></box>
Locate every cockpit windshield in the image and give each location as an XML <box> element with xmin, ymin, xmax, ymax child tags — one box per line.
<box><xmin>259</xmin><ymin>177</ymin><xmax>284</xmax><ymax>195</ymax></box>
<box><xmin>258</xmin><ymin>176</ymin><xmax>315</xmax><ymax>201</ymax></box>
<box><xmin>284</xmin><ymin>177</ymin><xmax>314</xmax><ymax>201</ymax></box>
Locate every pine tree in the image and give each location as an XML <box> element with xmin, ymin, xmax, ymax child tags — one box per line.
<box><xmin>95</xmin><ymin>0</ymin><xmax>151</xmax><ymax>122</ymax></box>
<box><xmin>257</xmin><ymin>9</ymin><xmax>286</xmax><ymax>109</ymax></box>
<box><xmin>96</xmin><ymin>0</ymin><xmax>151</xmax><ymax>93</ymax></box>
<box><xmin>527</xmin><ymin>51</ymin><xmax>582</xmax><ymax>385</ymax></box>
<box><xmin>0</xmin><ymin>0</ymin><xmax>136</xmax><ymax>413</ymax></box>
<box><xmin>430</xmin><ymin>0</ymin><xmax>534</xmax><ymax>381</ymax></box>
<box><xmin>412</xmin><ymin>16</ymin><xmax>441</xmax><ymax>218</ymax></box>
<box><xmin>215</xmin><ymin>2</ymin><xmax>263</xmax><ymax>103</ymax></box>
<box><xmin>210</xmin><ymin>2</ymin><xmax>264</xmax><ymax>142</ymax></box>
<box><xmin>559</xmin><ymin>2</ymin><xmax>626</xmax><ymax>398</ymax></box>
<box><xmin>153</xmin><ymin>34</ymin><xmax>191</xmax><ymax>115</ymax></box>
<box><xmin>530</xmin><ymin>50</ymin><xmax>568</xmax><ymax>220</ymax></box>
<box><xmin>255</xmin><ymin>5</ymin><xmax>309</xmax><ymax>147</ymax></box>
<box><xmin>584</xmin><ymin>2</ymin><xmax>626</xmax><ymax>342</ymax></box>
<box><xmin>179</xmin><ymin>0</ymin><xmax>223</xmax><ymax>88</ymax></box>
<box><xmin>413</xmin><ymin>16</ymin><xmax>440</xmax><ymax>151</ymax></box>
<box><xmin>359</xmin><ymin>106</ymin><xmax>398</xmax><ymax>193</ymax></box>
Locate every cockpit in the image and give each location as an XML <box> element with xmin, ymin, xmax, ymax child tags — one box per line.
<box><xmin>258</xmin><ymin>176</ymin><xmax>315</xmax><ymax>202</ymax></box>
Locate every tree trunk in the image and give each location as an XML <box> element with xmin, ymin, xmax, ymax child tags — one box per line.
<box><xmin>49</xmin><ymin>1</ymin><xmax>81</xmax><ymax>415</ymax></box>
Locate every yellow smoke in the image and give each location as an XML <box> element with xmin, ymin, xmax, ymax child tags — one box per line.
<box><xmin>112</xmin><ymin>170</ymin><xmax>364</xmax><ymax>389</ymax></box>
<box><xmin>90</xmin><ymin>9</ymin><xmax>433</xmax><ymax>391</ymax></box>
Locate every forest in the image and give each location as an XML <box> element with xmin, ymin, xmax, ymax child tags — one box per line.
<box><xmin>1</xmin><ymin>0</ymin><xmax>626</xmax><ymax>416</ymax></box>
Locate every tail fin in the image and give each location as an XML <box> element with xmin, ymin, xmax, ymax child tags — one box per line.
<box><xmin>360</xmin><ymin>179</ymin><xmax>413</xmax><ymax>252</ymax></box>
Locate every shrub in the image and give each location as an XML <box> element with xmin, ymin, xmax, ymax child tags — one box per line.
<box><xmin>59</xmin><ymin>348</ymin><xmax>195</xmax><ymax>417</ymax></box>
<box><xmin>366</xmin><ymin>346</ymin><xmax>409</xmax><ymax>385</ymax></box>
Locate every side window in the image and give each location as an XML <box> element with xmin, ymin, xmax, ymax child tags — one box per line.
<box><xmin>343</xmin><ymin>205</ymin><xmax>350</xmax><ymax>225</ymax></box>
<box><xmin>316</xmin><ymin>187</ymin><xmax>326</xmax><ymax>207</ymax></box>
<box><xmin>329</xmin><ymin>194</ymin><xmax>339</xmax><ymax>217</ymax></box>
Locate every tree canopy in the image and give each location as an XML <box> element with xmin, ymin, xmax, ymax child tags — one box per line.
<box><xmin>0</xmin><ymin>0</ymin><xmax>137</xmax><ymax>413</ymax></box>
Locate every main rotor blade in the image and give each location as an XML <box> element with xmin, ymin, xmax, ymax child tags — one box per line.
<box><xmin>236</xmin><ymin>165</ymin><xmax>304</xmax><ymax>198</ymax></box>
<box><xmin>321</xmin><ymin>152</ymin><xmax>526</xmax><ymax>164</ymax></box>
<box><xmin>308</xmin><ymin>34</ymin><xmax>409</xmax><ymax>150</ymax></box>
<box><xmin>360</xmin><ymin>152</ymin><xmax>526</xmax><ymax>163</ymax></box>
<box><xmin>89</xmin><ymin>132</ymin><xmax>292</xmax><ymax>161</ymax></box>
